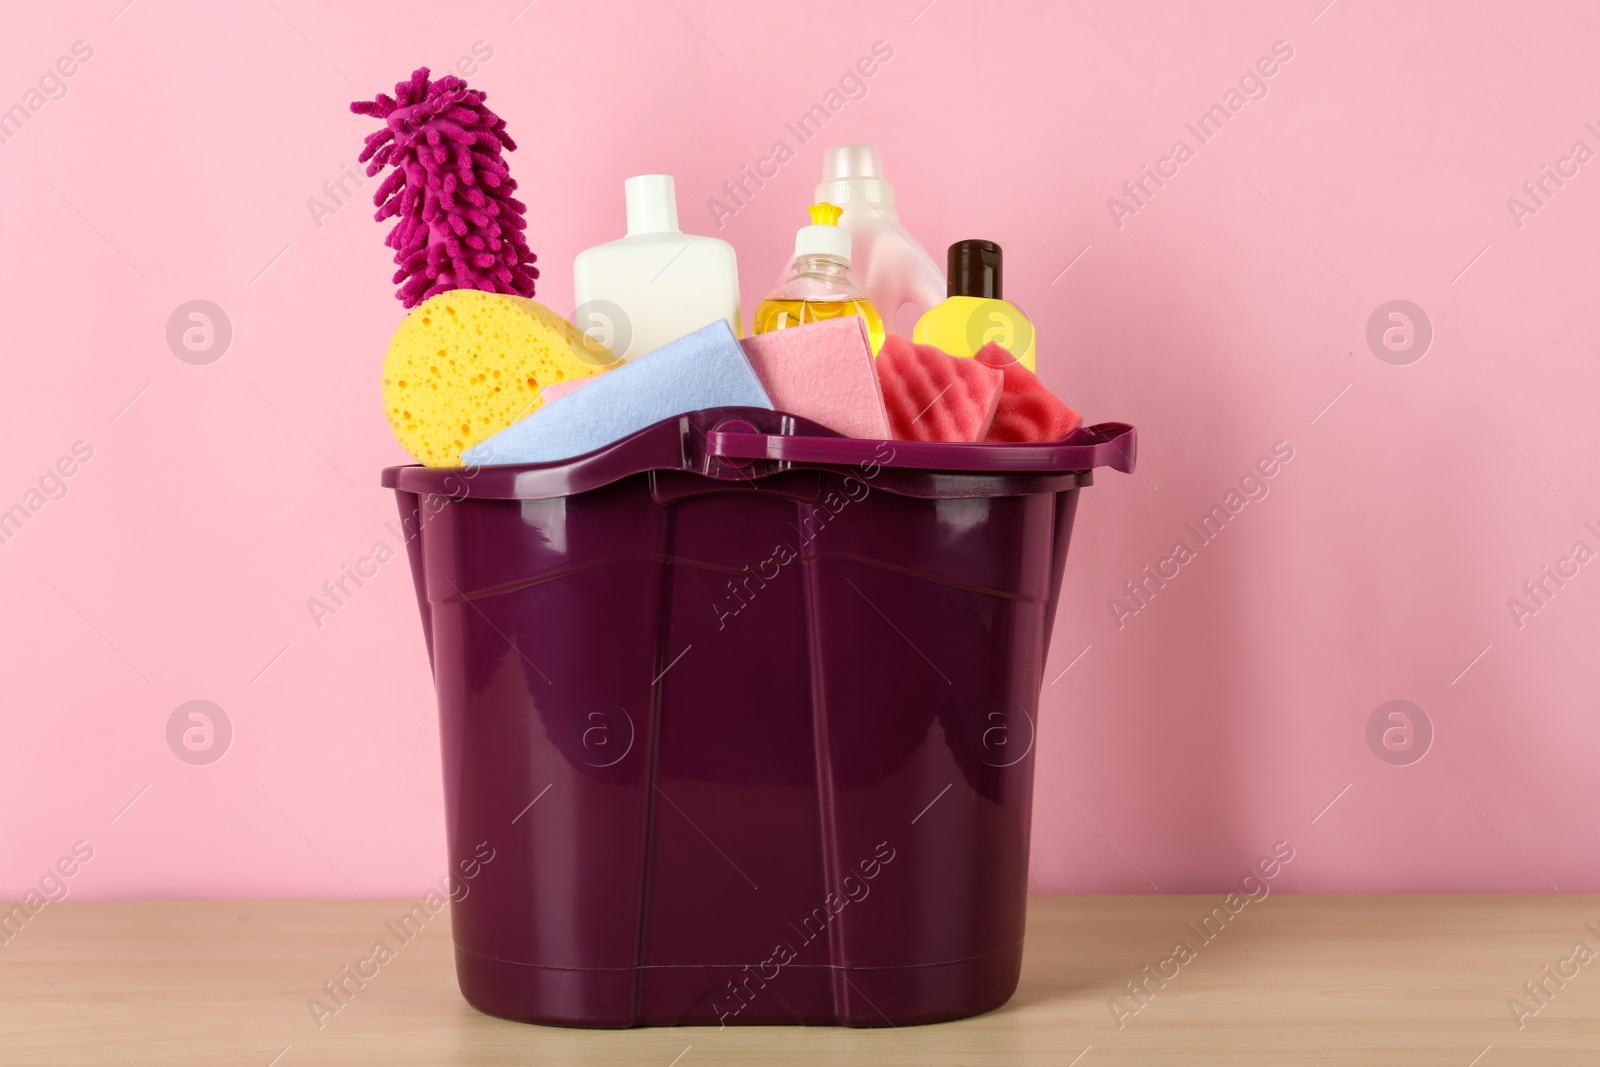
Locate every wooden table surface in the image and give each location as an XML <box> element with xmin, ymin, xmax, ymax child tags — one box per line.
<box><xmin>3</xmin><ymin>895</ymin><xmax>1596</xmax><ymax>1065</ymax></box>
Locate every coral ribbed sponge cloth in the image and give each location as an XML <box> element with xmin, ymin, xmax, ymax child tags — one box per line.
<box><xmin>973</xmin><ymin>342</ymin><xmax>1083</xmax><ymax>442</ymax></box>
<box><xmin>877</xmin><ymin>334</ymin><xmax>1003</xmax><ymax>442</ymax></box>
<box><xmin>383</xmin><ymin>289</ymin><xmax>616</xmax><ymax>467</ymax></box>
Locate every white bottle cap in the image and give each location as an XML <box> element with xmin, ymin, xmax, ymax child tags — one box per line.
<box><xmin>624</xmin><ymin>174</ymin><xmax>680</xmax><ymax>235</ymax></box>
<box><xmin>816</xmin><ymin>144</ymin><xmax>895</xmax><ymax>206</ymax></box>
<box><xmin>795</xmin><ymin>224</ymin><xmax>851</xmax><ymax>262</ymax></box>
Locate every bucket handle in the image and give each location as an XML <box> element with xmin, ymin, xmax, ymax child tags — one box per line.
<box><xmin>704</xmin><ymin>421</ymin><xmax>1137</xmax><ymax>474</ymax></box>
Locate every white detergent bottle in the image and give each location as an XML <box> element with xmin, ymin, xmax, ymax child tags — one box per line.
<box><xmin>573</xmin><ymin>174</ymin><xmax>741</xmax><ymax>361</ymax></box>
<box><xmin>814</xmin><ymin>145</ymin><xmax>946</xmax><ymax>337</ymax></box>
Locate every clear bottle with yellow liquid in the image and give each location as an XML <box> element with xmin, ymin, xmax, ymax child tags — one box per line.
<box><xmin>753</xmin><ymin>203</ymin><xmax>886</xmax><ymax>354</ymax></box>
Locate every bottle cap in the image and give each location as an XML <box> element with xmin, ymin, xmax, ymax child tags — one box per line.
<box><xmin>624</xmin><ymin>174</ymin><xmax>680</xmax><ymax>235</ymax></box>
<box><xmin>795</xmin><ymin>202</ymin><xmax>851</xmax><ymax>261</ymax></box>
<box><xmin>948</xmin><ymin>239</ymin><xmax>1002</xmax><ymax>299</ymax></box>
<box><xmin>815</xmin><ymin>144</ymin><xmax>895</xmax><ymax>206</ymax></box>
<box><xmin>808</xmin><ymin>203</ymin><xmax>843</xmax><ymax>226</ymax></box>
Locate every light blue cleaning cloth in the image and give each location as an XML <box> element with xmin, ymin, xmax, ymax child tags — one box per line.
<box><xmin>460</xmin><ymin>320</ymin><xmax>773</xmax><ymax>466</ymax></box>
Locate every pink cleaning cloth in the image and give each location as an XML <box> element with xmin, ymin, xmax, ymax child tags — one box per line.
<box><xmin>739</xmin><ymin>317</ymin><xmax>891</xmax><ymax>440</ymax></box>
<box><xmin>539</xmin><ymin>376</ymin><xmax>598</xmax><ymax>405</ymax></box>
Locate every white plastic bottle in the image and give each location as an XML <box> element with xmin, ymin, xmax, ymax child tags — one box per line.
<box><xmin>814</xmin><ymin>145</ymin><xmax>946</xmax><ymax>337</ymax></box>
<box><xmin>573</xmin><ymin>175</ymin><xmax>741</xmax><ymax>361</ymax></box>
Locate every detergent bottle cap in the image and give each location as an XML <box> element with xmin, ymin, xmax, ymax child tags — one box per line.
<box><xmin>794</xmin><ymin>202</ymin><xmax>851</xmax><ymax>262</ymax></box>
<box><xmin>816</xmin><ymin>144</ymin><xmax>895</xmax><ymax>206</ymax></box>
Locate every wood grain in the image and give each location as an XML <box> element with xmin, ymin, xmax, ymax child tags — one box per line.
<box><xmin>2</xmin><ymin>895</ymin><xmax>1597</xmax><ymax>1065</ymax></box>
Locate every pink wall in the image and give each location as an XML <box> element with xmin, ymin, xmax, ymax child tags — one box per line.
<box><xmin>4</xmin><ymin>0</ymin><xmax>1598</xmax><ymax>901</ymax></box>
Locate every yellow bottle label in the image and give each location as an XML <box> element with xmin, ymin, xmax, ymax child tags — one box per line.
<box><xmin>912</xmin><ymin>296</ymin><xmax>1035</xmax><ymax>370</ymax></box>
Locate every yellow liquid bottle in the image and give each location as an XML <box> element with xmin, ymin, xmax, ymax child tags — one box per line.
<box><xmin>754</xmin><ymin>203</ymin><xmax>886</xmax><ymax>354</ymax></box>
<box><xmin>913</xmin><ymin>239</ymin><xmax>1035</xmax><ymax>370</ymax></box>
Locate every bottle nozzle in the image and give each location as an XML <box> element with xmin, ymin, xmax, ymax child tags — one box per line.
<box><xmin>795</xmin><ymin>203</ymin><xmax>851</xmax><ymax>261</ymax></box>
<box><xmin>807</xmin><ymin>202</ymin><xmax>843</xmax><ymax>226</ymax></box>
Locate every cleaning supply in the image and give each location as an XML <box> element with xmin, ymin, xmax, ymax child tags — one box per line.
<box><xmin>973</xmin><ymin>342</ymin><xmax>1083</xmax><ymax>442</ymax></box>
<box><xmin>739</xmin><ymin>317</ymin><xmax>889</xmax><ymax>440</ymax></box>
<box><xmin>382</xmin><ymin>289</ymin><xmax>617</xmax><ymax>467</ymax></box>
<box><xmin>352</xmin><ymin>67</ymin><xmax>537</xmax><ymax>308</ymax></box>
<box><xmin>538</xmin><ymin>375</ymin><xmax>603</xmax><ymax>406</ymax></box>
<box><xmin>753</xmin><ymin>203</ymin><xmax>885</xmax><ymax>354</ymax></box>
<box><xmin>913</xmin><ymin>240</ymin><xmax>1036</xmax><ymax>371</ymax></box>
<box><xmin>462</xmin><ymin>321</ymin><xmax>771</xmax><ymax>466</ymax></box>
<box><xmin>815</xmin><ymin>145</ymin><xmax>946</xmax><ymax>335</ymax></box>
<box><xmin>876</xmin><ymin>334</ymin><xmax>1003</xmax><ymax>443</ymax></box>
<box><xmin>573</xmin><ymin>175</ymin><xmax>741</xmax><ymax>361</ymax></box>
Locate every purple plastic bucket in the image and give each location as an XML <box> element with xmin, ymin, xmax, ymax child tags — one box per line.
<box><xmin>382</xmin><ymin>407</ymin><xmax>1134</xmax><ymax>1028</ymax></box>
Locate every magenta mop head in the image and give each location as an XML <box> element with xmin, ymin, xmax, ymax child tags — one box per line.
<box><xmin>352</xmin><ymin>67</ymin><xmax>537</xmax><ymax>307</ymax></box>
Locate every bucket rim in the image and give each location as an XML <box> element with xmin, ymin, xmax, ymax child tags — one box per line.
<box><xmin>380</xmin><ymin>408</ymin><xmax>1135</xmax><ymax>501</ymax></box>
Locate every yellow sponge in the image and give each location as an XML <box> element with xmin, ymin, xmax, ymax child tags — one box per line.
<box><xmin>382</xmin><ymin>290</ymin><xmax>618</xmax><ymax>467</ymax></box>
